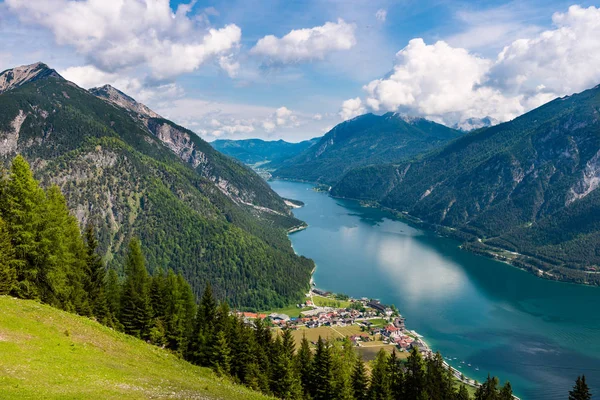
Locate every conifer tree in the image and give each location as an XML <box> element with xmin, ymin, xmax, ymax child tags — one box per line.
<box><xmin>296</xmin><ymin>334</ymin><xmax>313</xmax><ymax>398</ymax></box>
<box><xmin>369</xmin><ymin>348</ymin><xmax>391</xmax><ymax>400</ymax></box>
<box><xmin>120</xmin><ymin>237</ymin><xmax>152</xmax><ymax>338</ymax></box>
<box><xmin>331</xmin><ymin>338</ymin><xmax>355</xmax><ymax>400</ymax></box>
<box><xmin>188</xmin><ymin>282</ymin><xmax>217</xmax><ymax>366</ymax></box>
<box><xmin>213</xmin><ymin>329</ymin><xmax>232</xmax><ymax>376</ymax></box>
<box><xmin>569</xmin><ymin>375</ymin><xmax>592</xmax><ymax>400</ymax></box>
<box><xmin>456</xmin><ymin>385</ymin><xmax>471</xmax><ymax>400</ymax></box>
<box><xmin>2</xmin><ymin>155</ymin><xmax>47</xmax><ymax>300</ymax></box>
<box><xmin>405</xmin><ymin>347</ymin><xmax>427</xmax><ymax>400</ymax></box>
<box><xmin>0</xmin><ymin>218</ymin><xmax>16</xmax><ymax>295</ymax></box>
<box><xmin>351</xmin><ymin>356</ymin><xmax>369</xmax><ymax>400</ymax></box>
<box><xmin>105</xmin><ymin>267</ymin><xmax>122</xmax><ymax>325</ymax></box>
<box><xmin>271</xmin><ymin>330</ymin><xmax>302</xmax><ymax>399</ymax></box>
<box><xmin>426</xmin><ymin>352</ymin><xmax>455</xmax><ymax>400</ymax></box>
<box><xmin>388</xmin><ymin>349</ymin><xmax>405</xmax><ymax>399</ymax></box>
<box><xmin>475</xmin><ymin>375</ymin><xmax>500</xmax><ymax>400</ymax></box>
<box><xmin>499</xmin><ymin>382</ymin><xmax>513</xmax><ymax>400</ymax></box>
<box><xmin>84</xmin><ymin>224</ymin><xmax>109</xmax><ymax>322</ymax></box>
<box><xmin>311</xmin><ymin>337</ymin><xmax>335</xmax><ymax>400</ymax></box>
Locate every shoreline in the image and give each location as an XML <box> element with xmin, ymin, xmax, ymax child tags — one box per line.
<box><xmin>327</xmin><ymin>192</ymin><xmax>599</xmax><ymax>288</ymax></box>
<box><xmin>279</xmin><ymin>182</ymin><xmax>520</xmax><ymax>399</ymax></box>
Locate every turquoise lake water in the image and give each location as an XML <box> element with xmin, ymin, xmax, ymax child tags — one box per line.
<box><xmin>270</xmin><ymin>180</ymin><xmax>600</xmax><ymax>400</ymax></box>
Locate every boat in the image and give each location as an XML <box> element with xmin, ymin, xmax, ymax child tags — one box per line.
<box><xmin>468</xmin><ymin>364</ymin><xmax>472</xmax><ymax>367</ymax></box>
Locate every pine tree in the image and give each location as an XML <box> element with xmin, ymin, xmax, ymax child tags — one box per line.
<box><xmin>456</xmin><ymin>385</ymin><xmax>471</xmax><ymax>400</ymax></box>
<box><xmin>84</xmin><ymin>224</ymin><xmax>109</xmax><ymax>322</ymax></box>
<box><xmin>426</xmin><ymin>352</ymin><xmax>455</xmax><ymax>400</ymax></box>
<box><xmin>187</xmin><ymin>282</ymin><xmax>217</xmax><ymax>366</ymax></box>
<box><xmin>569</xmin><ymin>375</ymin><xmax>592</xmax><ymax>400</ymax></box>
<box><xmin>120</xmin><ymin>238</ymin><xmax>152</xmax><ymax>338</ymax></box>
<box><xmin>105</xmin><ymin>267</ymin><xmax>122</xmax><ymax>326</ymax></box>
<box><xmin>475</xmin><ymin>375</ymin><xmax>500</xmax><ymax>400</ymax></box>
<box><xmin>0</xmin><ymin>218</ymin><xmax>16</xmax><ymax>295</ymax></box>
<box><xmin>369</xmin><ymin>348</ymin><xmax>391</xmax><ymax>400</ymax></box>
<box><xmin>405</xmin><ymin>347</ymin><xmax>427</xmax><ymax>400</ymax></box>
<box><xmin>499</xmin><ymin>382</ymin><xmax>513</xmax><ymax>400</ymax></box>
<box><xmin>271</xmin><ymin>329</ymin><xmax>302</xmax><ymax>399</ymax></box>
<box><xmin>2</xmin><ymin>155</ymin><xmax>47</xmax><ymax>300</ymax></box>
<box><xmin>212</xmin><ymin>330</ymin><xmax>232</xmax><ymax>376</ymax></box>
<box><xmin>351</xmin><ymin>356</ymin><xmax>369</xmax><ymax>400</ymax></box>
<box><xmin>296</xmin><ymin>334</ymin><xmax>313</xmax><ymax>398</ymax></box>
<box><xmin>388</xmin><ymin>349</ymin><xmax>405</xmax><ymax>399</ymax></box>
<box><xmin>331</xmin><ymin>338</ymin><xmax>356</xmax><ymax>400</ymax></box>
<box><xmin>312</xmin><ymin>337</ymin><xmax>335</xmax><ymax>400</ymax></box>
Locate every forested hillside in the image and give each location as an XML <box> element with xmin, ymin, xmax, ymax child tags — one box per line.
<box><xmin>272</xmin><ymin>113</ymin><xmax>463</xmax><ymax>184</ymax></box>
<box><xmin>211</xmin><ymin>137</ymin><xmax>319</xmax><ymax>165</ymax></box>
<box><xmin>0</xmin><ymin>63</ymin><xmax>313</xmax><ymax>309</ymax></box>
<box><xmin>332</xmin><ymin>84</ymin><xmax>600</xmax><ymax>284</ymax></box>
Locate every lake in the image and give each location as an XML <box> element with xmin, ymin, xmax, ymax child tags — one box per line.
<box><xmin>270</xmin><ymin>180</ymin><xmax>600</xmax><ymax>400</ymax></box>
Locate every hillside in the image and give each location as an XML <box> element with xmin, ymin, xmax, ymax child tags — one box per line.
<box><xmin>211</xmin><ymin>137</ymin><xmax>319</xmax><ymax>166</ymax></box>
<box><xmin>0</xmin><ymin>296</ymin><xmax>269</xmax><ymax>400</ymax></box>
<box><xmin>0</xmin><ymin>62</ymin><xmax>313</xmax><ymax>309</ymax></box>
<box><xmin>332</xmin><ymin>84</ymin><xmax>600</xmax><ymax>284</ymax></box>
<box><xmin>271</xmin><ymin>113</ymin><xmax>463</xmax><ymax>184</ymax></box>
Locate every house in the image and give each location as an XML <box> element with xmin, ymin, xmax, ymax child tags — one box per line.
<box><xmin>313</xmin><ymin>288</ymin><xmax>328</xmax><ymax>296</ymax></box>
<box><xmin>393</xmin><ymin>317</ymin><xmax>406</xmax><ymax>330</ymax></box>
<box><xmin>269</xmin><ymin>313</ymin><xmax>290</xmax><ymax>323</ymax></box>
<box><xmin>367</xmin><ymin>300</ymin><xmax>387</xmax><ymax>313</ymax></box>
<box><xmin>383</xmin><ymin>325</ymin><xmax>402</xmax><ymax>339</ymax></box>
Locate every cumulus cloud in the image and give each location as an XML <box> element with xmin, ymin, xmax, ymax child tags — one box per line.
<box><xmin>250</xmin><ymin>19</ymin><xmax>356</xmax><ymax>64</ymax></box>
<box><xmin>339</xmin><ymin>97</ymin><xmax>366</xmax><ymax>121</ymax></box>
<box><xmin>263</xmin><ymin>107</ymin><xmax>299</xmax><ymax>132</ymax></box>
<box><xmin>375</xmin><ymin>9</ymin><xmax>387</xmax><ymax>22</ymax></box>
<box><xmin>5</xmin><ymin>0</ymin><xmax>242</xmax><ymax>80</ymax></box>
<box><xmin>60</xmin><ymin>64</ymin><xmax>183</xmax><ymax>103</ymax></box>
<box><xmin>346</xmin><ymin>5</ymin><xmax>600</xmax><ymax>125</ymax></box>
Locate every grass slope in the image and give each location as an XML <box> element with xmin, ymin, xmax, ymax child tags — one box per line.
<box><xmin>0</xmin><ymin>296</ymin><xmax>269</xmax><ymax>400</ymax></box>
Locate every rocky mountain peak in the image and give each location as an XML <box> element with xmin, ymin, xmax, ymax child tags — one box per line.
<box><xmin>0</xmin><ymin>62</ymin><xmax>62</xmax><ymax>94</ymax></box>
<box><xmin>89</xmin><ymin>84</ymin><xmax>162</xmax><ymax>119</ymax></box>
<box><xmin>453</xmin><ymin>116</ymin><xmax>499</xmax><ymax>131</ymax></box>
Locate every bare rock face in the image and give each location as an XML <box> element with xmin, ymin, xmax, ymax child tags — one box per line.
<box><xmin>0</xmin><ymin>62</ymin><xmax>62</xmax><ymax>94</ymax></box>
<box><xmin>0</xmin><ymin>110</ymin><xmax>26</xmax><ymax>156</ymax></box>
<box><xmin>89</xmin><ymin>85</ymin><xmax>162</xmax><ymax>119</ymax></box>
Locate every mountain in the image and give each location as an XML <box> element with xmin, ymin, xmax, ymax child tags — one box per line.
<box><xmin>211</xmin><ymin>137</ymin><xmax>320</xmax><ymax>166</ymax></box>
<box><xmin>271</xmin><ymin>113</ymin><xmax>464</xmax><ymax>184</ymax></box>
<box><xmin>0</xmin><ymin>296</ymin><xmax>269</xmax><ymax>400</ymax></box>
<box><xmin>332</xmin><ymin>84</ymin><xmax>600</xmax><ymax>285</ymax></box>
<box><xmin>0</xmin><ymin>62</ymin><xmax>62</xmax><ymax>94</ymax></box>
<box><xmin>0</xmin><ymin>62</ymin><xmax>313</xmax><ymax>309</ymax></box>
<box><xmin>453</xmin><ymin>116</ymin><xmax>499</xmax><ymax>131</ymax></box>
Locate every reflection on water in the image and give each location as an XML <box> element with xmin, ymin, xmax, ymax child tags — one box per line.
<box><xmin>272</xmin><ymin>180</ymin><xmax>600</xmax><ymax>400</ymax></box>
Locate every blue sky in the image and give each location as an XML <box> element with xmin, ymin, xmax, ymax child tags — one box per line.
<box><xmin>1</xmin><ymin>0</ymin><xmax>600</xmax><ymax>141</ymax></box>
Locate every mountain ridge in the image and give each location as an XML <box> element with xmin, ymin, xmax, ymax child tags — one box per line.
<box><xmin>332</xmin><ymin>83</ymin><xmax>600</xmax><ymax>284</ymax></box>
<box><xmin>271</xmin><ymin>112</ymin><xmax>464</xmax><ymax>184</ymax></box>
<box><xmin>0</xmin><ymin>62</ymin><xmax>313</xmax><ymax>308</ymax></box>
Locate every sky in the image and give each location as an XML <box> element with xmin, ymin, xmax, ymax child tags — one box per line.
<box><xmin>1</xmin><ymin>0</ymin><xmax>600</xmax><ymax>142</ymax></box>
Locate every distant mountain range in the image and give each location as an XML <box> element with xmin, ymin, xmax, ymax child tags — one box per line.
<box><xmin>0</xmin><ymin>62</ymin><xmax>313</xmax><ymax>309</ymax></box>
<box><xmin>332</xmin><ymin>84</ymin><xmax>600</xmax><ymax>285</ymax></box>
<box><xmin>211</xmin><ymin>137</ymin><xmax>319</xmax><ymax>166</ymax></box>
<box><xmin>271</xmin><ymin>113</ymin><xmax>464</xmax><ymax>184</ymax></box>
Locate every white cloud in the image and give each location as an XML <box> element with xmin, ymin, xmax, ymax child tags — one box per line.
<box><xmin>313</xmin><ymin>113</ymin><xmax>323</xmax><ymax>120</ymax></box>
<box><xmin>339</xmin><ymin>97</ymin><xmax>366</xmax><ymax>121</ymax></box>
<box><xmin>250</xmin><ymin>19</ymin><xmax>356</xmax><ymax>64</ymax></box>
<box><xmin>347</xmin><ymin>5</ymin><xmax>600</xmax><ymax>126</ymax></box>
<box><xmin>375</xmin><ymin>9</ymin><xmax>387</xmax><ymax>22</ymax></box>
<box><xmin>60</xmin><ymin>64</ymin><xmax>183</xmax><ymax>103</ymax></box>
<box><xmin>263</xmin><ymin>106</ymin><xmax>300</xmax><ymax>132</ymax></box>
<box><xmin>5</xmin><ymin>0</ymin><xmax>242</xmax><ymax>80</ymax></box>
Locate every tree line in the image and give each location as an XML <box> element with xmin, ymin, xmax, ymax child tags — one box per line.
<box><xmin>0</xmin><ymin>155</ymin><xmax>592</xmax><ymax>400</ymax></box>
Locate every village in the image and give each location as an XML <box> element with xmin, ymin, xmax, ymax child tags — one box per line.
<box><xmin>236</xmin><ymin>288</ymin><xmax>431</xmax><ymax>359</ymax></box>
<box><xmin>234</xmin><ymin>287</ymin><xmax>513</xmax><ymax>397</ymax></box>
